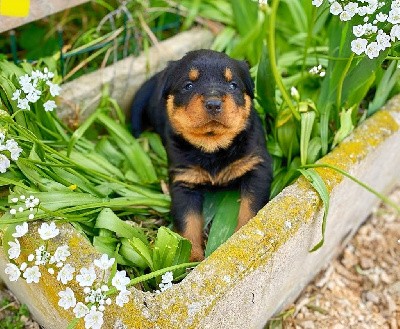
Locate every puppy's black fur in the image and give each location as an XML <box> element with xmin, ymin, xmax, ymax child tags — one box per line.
<box><xmin>131</xmin><ymin>49</ymin><xmax>272</xmax><ymax>260</ymax></box>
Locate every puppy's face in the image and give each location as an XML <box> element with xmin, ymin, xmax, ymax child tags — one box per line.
<box><xmin>164</xmin><ymin>50</ymin><xmax>254</xmax><ymax>153</ymax></box>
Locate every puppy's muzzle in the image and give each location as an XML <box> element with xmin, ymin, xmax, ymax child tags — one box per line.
<box><xmin>205</xmin><ymin>98</ymin><xmax>222</xmax><ymax>116</ymax></box>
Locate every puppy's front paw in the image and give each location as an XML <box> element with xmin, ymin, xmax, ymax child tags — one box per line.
<box><xmin>190</xmin><ymin>245</ymin><xmax>205</xmax><ymax>262</ymax></box>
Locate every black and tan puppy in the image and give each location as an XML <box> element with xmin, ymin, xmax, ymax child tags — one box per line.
<box><xmin>131</xmin><ymin>49</ymin><xmax>272</xmax><ymax>260</ymax></box>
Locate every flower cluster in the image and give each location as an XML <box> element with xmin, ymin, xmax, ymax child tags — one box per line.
<box><xmin>312</xmin><ymin>0</ymin><xmax>400</xmax><ymax>58</ymax></box>
<box><xmin>11</xmin><ymin>68</ymin><xmax>60</xmax><ymax>111</ymax></box>
<box><xmin>9</xmin><ymin>194</ymin><xmax>40</xmax><ymax>220</ymax></box>
<box><xmin>3</xmin><ymin>203</ymin><xmax>137</xmax><ymax>329</ymax></box>
<box><xmin>309</xmin><ymin>64</ymin><xmax>326</xmax><ymax>77</ymax></box>
<box><xmin>56</xmin><ymin>254</ymin><xmax>133</xmax><ymax>329</ymax></box>
<box><xmin>156</xmin><ymin>271</ymin><xmax>174</xmax><ymax>293</ymax></box>
<box><xmin>0</xmin><ymin>132</ymin><xmax>22</xmax><ymax>173</ymax></box>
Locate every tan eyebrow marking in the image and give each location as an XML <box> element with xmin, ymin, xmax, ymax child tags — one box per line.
<box><xmin>224</xmin><ymin>67</ymin><xmax>233</xmax><ymax>82</ymax></box>
<box><xmin>189</xmin><ymin>68</ymin><xmax>200</xmax><ymax>81</ymax></box>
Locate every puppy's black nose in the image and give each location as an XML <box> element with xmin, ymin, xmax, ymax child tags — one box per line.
<box><xmin>205</xmin><ymin>99</ymin><xmax>222</xmax><ymax>115</ymax></box>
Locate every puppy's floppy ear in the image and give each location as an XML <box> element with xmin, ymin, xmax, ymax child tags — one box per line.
<box><xmin>161</xmin><ymin>60</ymin><xmax>178</xmax><ymax>98</ymax></box>
<box><xmin>237</xmin><ymin>60</ymin><xmax>254</xmax><ymax>99</ymax></box>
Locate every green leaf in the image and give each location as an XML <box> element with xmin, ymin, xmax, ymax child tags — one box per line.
<box><xmin>300</xmin><ymin>108</ymin><xmax>316</xmax><ymax>166</ymax></box>
<box><xmin>204</xmin><ymin>190</ymin><xmax>240</xmax><ymax>257</ymax></box>
<box><xmin>67</xmin><ymin>107</ymin><xmax>101</xmax><ymax>156</ymax></box>
<box><xmin>306</xmin><ymin>137</ymin><xmax>322</xmax><ymax>164</ymax></box>
<box><xmin>153</xmin><ymin>226</ymin><xmax>191</xmax><ymax>278</ymax></box>
<box><xmin>257</xmin><ymin>44</ymin><xmax>276</xmax><ymax>117</ymax></box>
<box><xmin>121</xmin><ymin>237</ymin><xmax>151</xmax><ymax>269</ymax></box>
<box><xmin>297</xmin><ymin>168</ymin><xmax>329</xmax><ymax>252</ymax></box>
<box><xmin>97</xmin><ymin>113</ymin><xmax>157</xmax><ymax>183</ymax></box>
<box><xmin>331</xmin><ymin>107</ymin><xmax>354</xmax><ymax>149</ymax></box>
<box><xmin>95</xmin><ymin>208</ymin><xmax>148</xmax><ymax>242</ymax></box>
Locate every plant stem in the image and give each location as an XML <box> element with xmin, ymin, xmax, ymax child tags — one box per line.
<box><xmin>105</xmin><ymin>262</ymin><xmax>200</xmax><ymax>297</ymax></box>
<box><xmin>336</xmin><ymin>53</ymin><xmax>354</xmax><ymax>111</ymax></box>
<box><xmin>303</xmin><ymin>163</ymin><xmax>400</xmax><ymax>213</ymax></box>
<box><xmin>267</xmin><ymin>0</ymin><xmax>299</xmax><ymax>120</ymax></box>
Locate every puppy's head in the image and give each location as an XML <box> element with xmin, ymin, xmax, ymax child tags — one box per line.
<box><xmin>163</xmin><ymin>50</ymin><xmax>254</xmax><ymax>153</ymax></box>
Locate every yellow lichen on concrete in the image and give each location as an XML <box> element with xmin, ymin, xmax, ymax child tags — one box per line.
<box><xmin>144</xmin><ymin>106</ymin><xmax>400</xmax><ymax>328</ymax></box>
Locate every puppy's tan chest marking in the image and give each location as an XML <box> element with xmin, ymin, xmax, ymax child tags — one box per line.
<box><xmin>172</xmin><ymin>154</ymin><xmax>263</xmax><ymax>186</ymax></box>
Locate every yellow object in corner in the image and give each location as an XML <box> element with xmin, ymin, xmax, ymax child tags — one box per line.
<box><xmin>0</xmin><ymin>0</ymin><xmax>30</xmax><ymax>17</ymax></box>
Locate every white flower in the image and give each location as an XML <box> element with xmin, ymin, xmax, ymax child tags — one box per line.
<box><xmin>5</xmin><ymin>139</ymin><xmax>22</xmax><ymax>161</ymax></box>
<box><xmin>76</xmin><ymin>266</ymin><xmax>97</xmax><ymax>287</ymax></box>
<box><xmin>23</xmin><ymin>265</ymin><xmax>41</xmax><ymax>283</ymax></box>
<box><xmin>330</xmin><ymin>1</ymin><xmax>343</xmax><ymax>15</ymax></box>
<box><xmin>17</xmin><ymin>98</ymin><xmax>30</xmax><ymax>110</ymax></box>
<box><xmin>344</xmin><ymin>2</ymin><xmax>358</xmax><ymax>18</ymax></box>
<box><xmin>57</xmin><ymin>264</ymin><xmax>75</xmax><ymax>284</ymax></box>
<box><xmin>53</xmin><ymin>245</ymin><xmax>70</xmax><ymax>263</ymax></box>
<box><xmin>157</xmin><ymin>271</ymin><xmax>174</xmax><ymax>292</ymax></box>
<box><xmin>311</xmin><ymin>0</ymin><xmax>323</xmax><ymax>7</ymax></box>
<box><xmin>375</xmin><ymin>12</ymin><xmax>388</xmax><ymax>22</ymax></box>
<box><xmin>290</xmin><ymin>86</ymin><xmax>300</xmax><ymax>101</ymax></box>
<box><xmin>0</xmin><ymin>154</ymin><xmax>10</xmax><ymax>173</ymax></box>
<box><xmin>73</xmin><ymin>302</ymin><xmax>89</xmax><ymax>318</ymax></box>
<box><xmin>35</xmin><ymin>246</ymin><xmax>51</xmax><ymax>265</ymax></box>
<box><xmin>11</xmin><ymin>89</ymin><xmax>21</xmax><ymax>101</ymax></box>
<box><xmin>365</xmin><ymin>42</ymin><xmax>380</xmax><ymax>59</ymax></box>
<box><xmin>38</xmin><ymin>221</ymin><xmax>59</xmax><ymax>240</ymax></box>
<box><xmin>339</xmin><ymin>10</ymin><xmax>352</xmax><ymax>21</ymax></box>
<box><xmin>351</xmin><ymin>38</ymin><xmax>368</xmax><ymax>55</ymax></box>
<box><xmin>46</xmin><ymin>81</ymin><xmax>61</xmax><ymax>97</ymax></box>
<box><xmin>25</xmin><ymin>91</ymin><xmax>41</xmax><ymax>103</ymax></box>
<box><xmin>161</xmin><ymin>271</ymin><xmax>173</xmax><ymax>284</ymax></box>
<box><xmin>353</xmin><ymin>25</ymin><xmax>366</xmax><ymax>37</ymax></box>
<box><xmin>8</xmin><ymin>239</ymin><xmax>21</xmax><ymax>260</ymax></box>
<box><xmin>391</xmin><ymin>24</ymin><xmax>400</xmax><ymax>41</ymax></box>
<box><xmin>25</xmin><ymin>195</ymin><xmax>40</xmax><ymax>209</ymax></box>
<box><xmin>94</xmin><ymin>254</ymin><xmax>115</xmax><ymax>270</ymax></box>
<box><xmin>388</xmin><ymin>8</ymin><xmax>400</xmax><ymax>24</ymax></box>
<box><xmin>21</xmin><ymin>81</ymin><xmax>37</xmax><ymax>95</ymax></box>
<box><xmin>43</xmin><ymin>100</ymin><xmax>57</xmax><ymax>112</ymax></box>
<box><xmin>376</xmin><ymin>31</ymin><xmax>391</xmax><ymax>50</ymax></box>
<box><xmin>58</xmin><ymin>287</ymin><xmax>76</xmax><ymax>310</ymax></box>
<box><xmin>18</xmin><ymin>74</ymin><xmax>31</xmax><ymax>87</ymax></box>
<box><xmin>31</xmin><ymin>70</ymin><xmax>45</xmax><ymax>80</ymax></box>
<box><xmin>84</xmin><ymin>308</ymin><xmax>104</xmax><ymax>329</ymax></box>
<box><xmin>85</xmin><ymin>288</ymin><xmax>106</xmax><ymax>304</ymax></box>
<box><xmin>111</xmin><ymin>270</ymin><xmax>130</xmax><ymax>291</ymax></box>
<box><xmin>20</xmin><ymin>262</ymin><xmax>28</xmax><ymax>271</ymax></box>
<box><xmin>5</xmin><ymin>263</ymin><xmax>21</xmax><ymax>281</ymax></box>
<box><xmin>12</xmin><ymin>222</ymin><xmax>28</xmax><ymax>238</ymax></box>
<box><xmin>115</xmin><ymin>290</ymin><xmax>131</xmax><ymax>307</ymax></box>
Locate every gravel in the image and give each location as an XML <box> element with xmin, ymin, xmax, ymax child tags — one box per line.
<box><xmin>277</xmin><ymin>186</ymin><xmax>400</xmax><ymax>329</ymax></box>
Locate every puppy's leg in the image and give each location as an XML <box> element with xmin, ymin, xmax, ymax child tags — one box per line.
<box><xmin>236</xmin><ymin>163</ymin><xmax>272</xmax><ymax>231</ymax></box>
<box><xmin>170</xmin><ymin>183</ymin><xmax>205</xmax><ymax>261</ymax></box>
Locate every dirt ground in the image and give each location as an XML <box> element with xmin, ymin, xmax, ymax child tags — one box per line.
<box><xmin>1</xmin><ymin>188</ymin><xmax>399</xmax><ymax>329</ymax></box>
<box><xmin>271</xmin><ymin>186</ymin><xmax>400</xmax><ymax>329</ymax></box>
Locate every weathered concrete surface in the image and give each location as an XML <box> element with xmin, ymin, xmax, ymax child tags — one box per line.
<box><xmin>0</xmin><ymin>94</ymin><xmax>399</xmax><ymax>327</ymax></box>
<box><xmin>58</xmin><ymin>28</ymin><xmax>214</xmax><ymax>124</ymax></box>
<box><xmin>0</xmin><ymin>0</ymin><xmax>90</xmax><ymax>32</ymax></box>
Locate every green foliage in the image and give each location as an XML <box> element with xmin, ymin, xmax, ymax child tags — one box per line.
<box><xmin>204</xmin><ymin>190</ymin><xmax>240</xmax><ymax>257</ymax></box>
<box><xmin>0</xmin><ymin>298</ymin><xmax>30</xmax><ymax>329</ymax></box>
<box><xmin>0</xmin><ymin>61</ymin><xmax>195</xmax><ymax>289</ymax></box>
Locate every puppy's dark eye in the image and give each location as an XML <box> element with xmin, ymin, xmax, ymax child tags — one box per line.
<box><xmin>184</xmin><ymin>82</ymin><xmax>193</xmax><ymax>91</ymax></box>
<box><xmin>229</xmin><ymin>82</ymin><xmax>238</xmax><ymax>90</ymax></box>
